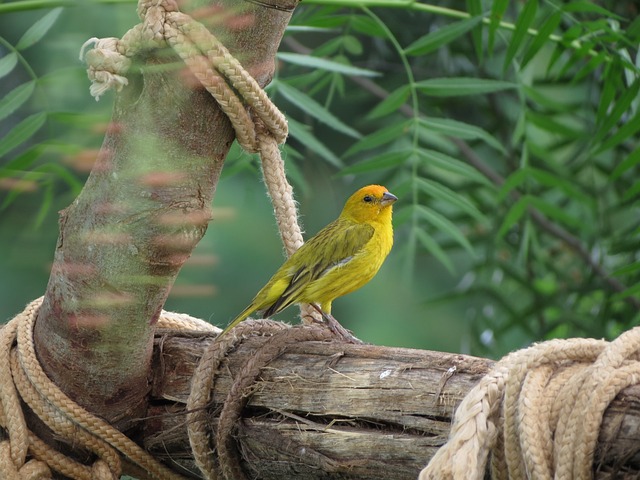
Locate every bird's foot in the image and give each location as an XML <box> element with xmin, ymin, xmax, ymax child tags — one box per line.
<box><xmin>309</xmin><ymin>304</ymin><xmax>364</xmax><ymax>344</ymax></box>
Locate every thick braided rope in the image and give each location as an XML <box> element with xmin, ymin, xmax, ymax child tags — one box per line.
<box><xmin>419</xmin><ymin>330</ymin><xmax>640</xmax><ymax>480</ymax></box>
<box><xmin>186</xmin><ymin>319</ymin><xmax>287</xmax><ymax>480</ymax></box>
<box><xmin>0</xmin><ymin>297</ymin><xmax>213</xmax><ymax>479</ymax></box>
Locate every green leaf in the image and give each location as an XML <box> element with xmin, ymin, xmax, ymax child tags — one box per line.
<box><xmin>349</xmin><ymin>15</ymin><xmax>387</xmax><ymax>38</ymax></box>
<box><xmin>595</xmin><ymin>109</ymin><xmax>640</xmax><ymax>154</ymax></box>
<box><xmin>622</xmin><ymin>180</ymin><xmax>640</xmax><ymax>202</ymax></box>
<box><xmin>0</xmin><ymin>144</ymin><xmax>44</xmax><ymax>176</ymax></box>
<box><xmin>416</xmin><ymin>177</ymin><xmax>488</xmax><ymax>224</ymax></box>
<box><xmin>275</xmin><ymin>81</ymin><xmax>361</xmax><ymax>139</ymax></box>
<box><xmin>488</xmin><ymin>0</ymin><xmax>509</xmax><ymax>53</ymax></box>
<box><xmin>592</xmin><ymin>79</ymin><xmax>640</xmax><ymax>145</ymax></box>
<box><xmin>37</xmin><ymin>162</ymin><xmax>82</xmax><ymax>193</ymax></box>
<box><xmin>340</xmin><ymin>149</ymin><xmax>412</xmax><ymax>175</ymax></box>
<box><xmin>466</xmin><ymin>0</ymin><xmax>484</xmax><ymax>63</ymax></box>
<box><xmin>287</xmin><ymin>117</ymin><xmax>342</xmax><ymax>168</ymax></box>
<box><xmin>277</xmin><ymin>52</ymin><xmax>381</xmax><ymax>77</ymax></box>
<box><xmin>367</xmin><ymin>85</ymin><xmax>410</xmax><ymax>119</ymax></box>
<box><xmin>0</xmin><ymin>112</ymin><xmax>47</xmax><ymax>158</ymax></box>
<box><xmin>0</xmin><ymin>81</ymin><xmax>36</xmax><ymax>121</ymax></box>
<box><xmin>405</xmin><ymin>16</ymin><xmax>482</xmax><ymax>56</ymax></box>
<box><xmin>521</xmin><ymin>11</ymin><xmax>562</xmax><ymax>69</ymax></box>
<box><xmin>345</xmin><ymin>119</ymin><xmax>413</xmax><ymax>157</ymax></box>
<box><xmin>420</xmin><ymin>117</ymin><xmax>506</xmax><ymax>154</ymax></box>
<box><xmin>0</xmin><ymin>53</ymin><xmax>18</xmax><ymax>80</ymax></box>
<box><xmin>612</xmin><ymin>146</ymin><xmax>640</xmax><ymax>180</ymax></box>
<box><xmin>562</xmin><ymin>1</ymin><xmax>622</xmax><ymax>19</ymax></box>
<box><xmin>613</xmin><ymin>261</ymin><xmax>640</xmax><ymax>277</ymax></box>
<box><xmin>415</xmin><ymin>77</ymin><xmax>517</xmax><ymax>97</ymax></box>
<box><xmin>497</xmin><ymin>195</ymin><xmax>530</xmax><ymax>239</ymax></box>
<box><xmin>528</xmin><ymin>196</ymin><xmax>582</xmax><ymax>229</ymax></box>
<box><xmin>415</xmin><ymin>204</ymin><xmax>476</xmax><ymax>256</ymax></box>
<box><xmin>415</xmin><ymin>228</ymin><xmax>455</xmax><ymax>274</ymax></box>
<box><xmin>526</xmin><ymin>111</ymin><xmax>582</xmax><ymax>139</ymax></box>
<box><xmin>498</xmin><ymin>167</ymin><xmax>592</xmax><ymax>206</ymax></box>
<box><xmin>34</xmin><ymin>182</ymin><xmax>53</xmax><ymax>228</ymax></box>
<box><xmin>503</xmin><ymin>0</ymin><xmax>537</xmax><ymax>72</ymax></box>
<box><xmin>418</xmin><ymin>149</ymin><xmax>493</xmax><ymax>186</ymax></box>
<box><xmin>16</xmin><ymin>7</ymin><xmax>63</xmax><ymax>51</ymax></box>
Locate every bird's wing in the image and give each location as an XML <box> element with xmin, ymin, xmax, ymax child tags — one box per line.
<box><xmin>263</xmin><ymin>221</ymin><xmax>375</xmax><ymax>317</ymax></box>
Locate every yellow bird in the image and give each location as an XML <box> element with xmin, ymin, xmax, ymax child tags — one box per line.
<box><xmin>220</xmin><ymin>184</ymin><xmax>397</xmax><ymax>337</ymax></box>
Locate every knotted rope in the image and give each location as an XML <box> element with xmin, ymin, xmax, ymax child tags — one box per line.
<box><xmin>80</xmin><ymin>0</ymin><xmax>304</xmax><ymax>259</ymax></box>
<box><xmin>419</xmin><ymin>327</ymin><xmax>640</xmax><ymax>480</ymax></box>
<box><xmin>0</xmin><ymin>297</ymin><xmax>214</xmax><ymax>479</ymax></box>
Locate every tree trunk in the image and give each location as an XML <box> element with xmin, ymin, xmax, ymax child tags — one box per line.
<box><xmin>139</xmin><ymin>328</ymin><xmax>640</xmax><ymax>479</ymax></box>
<box><xmin>32</xmin><ymin>0</ymin><xmax>298</xmax><ymax>430</ymax></box>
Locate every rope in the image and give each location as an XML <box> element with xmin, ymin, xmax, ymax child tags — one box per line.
<box><xmin>419</xmin><ymin>329</ymin><xmax>640</xmax><ymax>480</ymax></box>
<box><xmin>0</xmin><ymin>297</ymin><xmax>213</xmax><ymax>479</ymax></box>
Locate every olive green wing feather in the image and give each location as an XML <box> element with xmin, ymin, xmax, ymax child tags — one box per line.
<box><xmin>264</xmin><ymin>220</ymin><xmax>375</xmax><ymax>316</ymax></box>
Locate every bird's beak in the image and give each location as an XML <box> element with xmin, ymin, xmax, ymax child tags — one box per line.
<box><xmin>381</xmin><ymin>191</ymin><xmax>398</xmax><ymax>206</ymax></box>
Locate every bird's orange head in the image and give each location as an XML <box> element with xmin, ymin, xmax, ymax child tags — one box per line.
<box><xmin>340</xmin><ymin>185</ymin><xmax>397</xmax><ymax>224</ymax></box>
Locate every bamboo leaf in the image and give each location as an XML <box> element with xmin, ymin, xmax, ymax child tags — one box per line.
<box><xmin>340</xmin><ymin>149</ymin><xmax>412</xmax><ymax>175</ymax></box>
<box><xmin>503</xmin><ymin>0</ymin><xmax>538</xmax><ymax>72</ymax></box>
<box><xmin>415</xmin><ymin>228</ymin><xmax>455</xmax><ymax>274</ymax></box>
<box><xmin>528</xmin><ymin>196</ymin><xmax>582</xmax><ymax>229</ymax></box>
<box><xmin>497</xmin><ymin>195</ymin><xmax>530</xmax><ymax>239</ymax></box>
<box><xmin>349</xmin><ymin>15</ymin><xmax>387</xmax><ymax>38</ymax></box>
<box><xmin>595</xmin><ymin>109</ymin><xmax>640</xmax><ymax>154</ymax></box>
<box><xmin>415</xmin><ymin>204</ymin><xmax>476</xmax><ymax>256</ymax></box>
<box><xmin>521</xmin><ymin>11</ymin><xmax>562</xmax><ymax>69</ymax></box>
<box><xmin>367</xmin><ymin>85</ymin><xmax>410</xmax><ymax>119</ymax></box>
<box><xmin>563</xmin><ymin>1</ymin><xmax>622</xmax><ymax>19</ymax></box>
<box><xmin>0</xmin><ymin>81</ymin><xmax>36</xmax><ymax>121</ymax></box>
<box><xmin>16</xmin><ymin>7</ymin><xmax>63</xmax><ymax>51</ymax></box>
<box><xmin>287</xmin><ymin>117</ymin><xmax>343</xmax><ymax>168</ymax></box>
<box><xmin>405</xmin><ymin>16</ymin><xmax>482</xmax><ymax>56</ymax></box>
<box><xmin>416</xmin><ymin>177</ymin><xmax>488</xmax><ymax>224</ymax></box>
<box><xmin>277</xmin><ymin>52</ymin><xmax>381</xmax><ymax>77</ymax></box>
<box><xmin>415</xmin><ymin>77</ymin><xmax>517</xmax><ymax>97</ymax></box>
<box><xmin>612</xmin><ymin>146</ymin><xmax>640</xmax><ymax>180</ymax></box>
<box><xmin>0</xmin><ymin>53</ymin><xmax>18</xmax><ymax>80</ymax></box>
<box><xmin>466</xmin><ymin>0</ymin><xmax>484</xmax><ymax>63</ymax></box>
<box><xmin>345</xmin><ymin>119</ymin><xmax>412</xmax><ymax>156</ymax></box>
<box><xmin>420</xmin><ymin>117</ymin><xmax>506</xmax><ymax>154</ymax></box>
<box><xmin>592</xmin><ymin>79</ymin><xmax>640</xmax><ymax>145</ymax></box>
<box><xmin>488</xmin><ymin>0</ymin><xmax>509</xmax><ymax>53</ymax></box>
<box><xmin>418</xmin><ymin>149</ymin><xmax>493</xmax><ymax>186</ymax></box>
<box><xmin>275</xmin><ymin>81</ymin><xmax>361</xmax><ymax>139</ymax></box>
<box><xmin>0</xmin><ymin>112</ymin><xmax>47</xmax><ymax>158</ymax></box>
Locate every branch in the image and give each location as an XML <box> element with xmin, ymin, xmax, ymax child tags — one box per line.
<box><xmin>139</xmin><ymin>330</ymin><xmax>640</xmax><ymax>479</ymax></box>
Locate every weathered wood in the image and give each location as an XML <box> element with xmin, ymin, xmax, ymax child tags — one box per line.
<box><xmin>141</xmin><ymin>329</ymin><xmax>640</xmax><ymax>479</ymax></box>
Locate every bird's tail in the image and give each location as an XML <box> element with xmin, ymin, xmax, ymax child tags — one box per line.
<box><xmin>218</xmin><ymin>305</ymin><xmax>255</xmax><ymax>337</ymax></box>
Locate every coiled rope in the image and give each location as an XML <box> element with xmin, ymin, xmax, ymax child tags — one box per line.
<box><xmin>419</xmin><ymin>328</ymin><xmax>640</xmax><ymax>480</ymax></box>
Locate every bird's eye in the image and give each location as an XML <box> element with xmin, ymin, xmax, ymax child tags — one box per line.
<box><xmin>363</xmin><ymin>195</ymin><xmax>373</xmax><ymax>203</ymax></box>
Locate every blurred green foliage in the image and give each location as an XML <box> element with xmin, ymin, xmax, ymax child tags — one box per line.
<box><xmin>0</xmin><ymin>0</ymin><xmax>639</xmax><ymax>358</ymax></box>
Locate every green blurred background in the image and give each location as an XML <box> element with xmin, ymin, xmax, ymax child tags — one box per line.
<box><xmin>1</xmin><ymin>0</ymin><xmax>638</xmax><ymax>359</ymax></box>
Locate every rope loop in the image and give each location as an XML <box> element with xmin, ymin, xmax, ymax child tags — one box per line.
<box><xmin>419</xmin><ymin>331</ymin><xmax>640</xmax><ymax>480</ymax></box>
<box><xmin>81</xmin><ymin>0</ymin><xmax>288</xmax><ymax>153</ymax></box>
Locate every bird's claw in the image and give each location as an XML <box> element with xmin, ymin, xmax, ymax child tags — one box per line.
<box><xmin>310</xmin><ymin>304</ymin><xmax>364</xmax><ymax>344</ymax></box>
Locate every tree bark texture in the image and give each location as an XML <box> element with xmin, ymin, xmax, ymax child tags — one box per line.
<box><xmin>32</xmin><ymin>0</ymin><xmax>298</xmax><ymax>430</ymax></box>
<box><xmin>141</xmin><ymin>329</ymin><xmax>640</xmax><ymax>479</ymax></box>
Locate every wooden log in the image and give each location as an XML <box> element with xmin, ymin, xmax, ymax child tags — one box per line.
<box><xmin>141</xmin><ymin>328</ymin><xmax>640</xmax><ymax>479</ymax></box>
